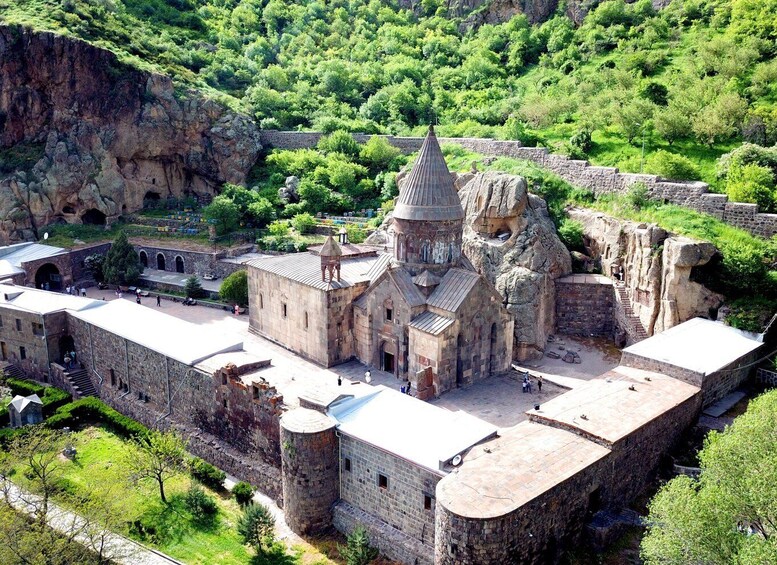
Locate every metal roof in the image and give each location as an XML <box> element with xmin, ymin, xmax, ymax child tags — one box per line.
<box><xmin>248</xmin><ymin>252</ymin><xmax>389</xmax><ymax>291</ymax></box>
<box><xmin>393</xmin><ymin>126</ymin><xmax>464</xmax><ymax>222</ymax></box>
<box><xmin>318</xmin><ymin>235</ymin><xmax>342</xmax><ymax>257</ymax></box>
<box><xmin>623</xmin><ymin>318</ymin><xmax>762</xmax><ymax>376</ymax></box>
<box><xmin>0</xmin><ymin>242</ymin><xmax>66</xmax><ymax>265</ymax></box>
<box><xmin>9</xmin><ymin>394</ymin><xmax>42</xmax><ymax>413</ymax></box>
<box><xmin>70</xmin><ymin>299</ymin><xmax>243</xmax><ymax>366</ymax></box>
<box><xmin>409</xmin><ymin>311</ymin><xmax>454</xmax><ymax>335</ymax></box>
<box><xmin>328</xmin><ymin>386</ymin><xmax>496</xmax><ymax>473</ymax></box>
<box><xmin>412</xmin><ymin>269</ymin><xmax>440</xmax><ymax>288</ymax></box>
<box><xmin>0</xmin><ymin>284</ymin><xmax>105</xmax><ymax>314</ymax></box>
<box><xmin>426</xmin><ymin>268</ymin><xmax>480</xmax><ymax>313</ymax></box>
<box><xmin>388</xmin><ymin>268</ymin><xmax>426</xmax><ymax>308</ymax></box>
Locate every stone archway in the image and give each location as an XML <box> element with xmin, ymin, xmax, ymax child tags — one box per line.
<box><xmin>175</xmin><ymin>255</ymin><xmax>185</xmax><ymax>273</ymax></box>
<box><xmin>157</xmin><ymin>253</ymin><xmax>166</xmax><ymax>271</ymax></box>
<box><xmin>139</xmin><ymin>250</ymin><xmax>148</xmax><ymax>268</ymax></box>
<box><xmin>380</xmin><ymin>341</ymin><xmax>397</xmax><ymax>375</ymax></box>
<box><xmin>81</xmin><ymin>208</ymin><xmax>107</xmax><ymax>225</ymax></box>
<box><xmin>35</xmin><ymin>263</ymin><xmax>62</xmax><ymax>291</ymax></box>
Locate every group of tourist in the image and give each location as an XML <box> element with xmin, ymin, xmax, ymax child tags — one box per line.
<box><xmin>63</xmin><ymin>349</ymin><xmax>77</xmax><ymax>369</ymax></box>
<box><xmin>65</xmin><ymin>285</ymin><xmax>87</xmax><ymax>297</ymax></box>
<box><xmin>522</xmin><ymin>372</ymin><xmax>543</xmax><ymax>394</ymax></box>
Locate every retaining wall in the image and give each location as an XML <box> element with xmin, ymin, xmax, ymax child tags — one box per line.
<box><xmin>259</xmin><ymin>131</ymin><xmax>777</xmax><ymax>238</ymax></box>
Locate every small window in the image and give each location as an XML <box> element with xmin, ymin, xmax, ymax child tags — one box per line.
<box><xmin>385</xmin><ymin>308</ymin><xmax>393</xmax><ymax>322</ymax></box>
<box><xmin>259</xmin><ymin>293</ymin><xmax>264</xmax><ymax>309</ymax></box>
<box><xmin>15</xmin><ymin>318</ymin><xmax>22</xmax><ymax>331</ymax></box>
<box><xmin>253</xmin><ymin>385</ymin><xmax>260</xmax><ymax>400</ymax></box>
<box><xmin>138</xmin><ymin>391</ymin><xmax>143</xmax><ymax>400</ymax></box>
<box><xmin>222</xmin><ymin>373</ymin><xmax>227</xmax><ymax>385</ymax></box>
<box><xmin>378</xmin><ymin>473</ymin><xmax>388</xmax><ymax>489</ymax></box>
<box><xmin>345</xmin><ymin>457</ymin><xmax>351</xmax><ymax>472</ymax></box>
<box><xmin>0</xmin><ymin>315</ymin><xmax>3</xmax><ymax>327</ymax></box>
<box><xmin>223</xmin><ymin>398</ymin><xmax>228</xmax><ymax>409</ymax></box>
<box><xmin>19</xmin><ymin>346</ymin><xmax>26</xmax><ymax>360</ymax></box>
<box><xmin>31</xmin><ymin>322</ymin><xmax>44</xmax><ymax>336</ymax></box>
<box><xmin>282</xmin><ymin>303</ymin><xmax>287</xmax><ymax>318</ymax></box>
<box><xmin>304</xmin><ymin>311</ymin><xmax>309</xmax><ymax>329</ymax></box>
<box><xmin>424</xmin><ymin>495</ymin><xmax>433</xmax><ymax>510</ymax></box>
<box><xmin>110</xmin><ymin>369</ymin><xmax>116</xmax><ymax>387</ymax></box>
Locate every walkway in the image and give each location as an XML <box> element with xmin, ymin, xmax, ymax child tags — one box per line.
<box><xmin>2</xmin><ymin>480</ymin><xmax>181</xmax><ymax>565</ymax></box>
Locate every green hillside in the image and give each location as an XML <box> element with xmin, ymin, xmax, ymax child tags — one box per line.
<box><xmin>2</xmin><ymin>0</ymin><xmax>776</xmax><ymax>189</ymax></box>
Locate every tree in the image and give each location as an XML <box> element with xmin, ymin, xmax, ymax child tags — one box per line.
<box><xmin>237</xmin><ymin>502</ymin><xmax>275</xmax><ymax>555</ymax></box>
<box><xmin>654</xmin><ymin>106</ymin><xmax>691</xmax><ymax>145</ymax></box>
<box><xmin>219</xmin><ymin>270</ymin><xmax>248</xmax><ymax>306</ymax></box>
<box><xmin>247</xmin><ymin>198</ymin><xmax>275</xmax><ymax>227</ymax></box>
<box><xmin>184</xmin><ymin>275</ymin><xmax>204</xmax><ymax>299</ymax></box>
<box><xmin>360</xmin><ymin>136</ymin><xmax>402</xmax><ymax>173</ymax></box>
<box><xmin>203</xmin><ymin>195</ymin><xmax>240</xmax><ymax>236</ymax></box>
<box><xmin>645</xmin><ymin>150</ymin><xmax>701</xmax><ymax>181</ymax></box>
<box><xmin>290</xmin><ymin>212</ymin><xmax>316</xmax><ymax>234</ymax></box>
<box><xmin>126</xmin><ymin>429</ymin><xmax>187</xmax><ymax>504</ymax></box>
<box><xmin>232</xmin><ymin>481</ymin><xmax>254</xmax><ymax>506</ymax></box>
<box><xmin>726</xmin><ymin>162</ymin><xmax>776</xmax><ymax>211</ymax></box>
<box><xmin>102</xmin><ymin>231</ymin><xmax>142</xmax><ymax>285</ymax></box>
<box><xmin>339</xmin><ymin>526</ymin><xmax>379</xmax><ymax>565</ymax></box>
<box><xmin>641</xmin><ymin>389</ymin><xmax>777</xmax><ymax>564</ymax></box>
<box><xmin>84</xmin><ymin>254</ymin><xmax>106</xmax><ymax>283</ymax></box>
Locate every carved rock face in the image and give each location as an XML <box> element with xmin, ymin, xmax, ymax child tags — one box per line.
<box><xmin>459</xmin><ymin>171</ymin><xmax>572</xmax><ymax>360</ymax></box>
<box><xmin>0</xmin><ymin>25</ymin><xmax>261</xmax><ymax>242</ymax></box>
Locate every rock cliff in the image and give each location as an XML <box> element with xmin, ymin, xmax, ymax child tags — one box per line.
<box><xmin>459</xmin><ymin>172</ymin><xmax>572</xmax><ymax>360</ymax></box>
<box><xmin>569</xmin><ymin>208</ymin><xmax>724</xmax><ymax>338</ymax></box>
<box><xmin>0</xmin><ymin>25</ymin><xmax>261</xmax><ymax>242</ymax></box>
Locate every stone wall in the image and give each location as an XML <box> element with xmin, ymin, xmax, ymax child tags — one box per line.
<box><xmin>555</xmin><ymin>275</ymin><xmax>614</xmax><ymax>338</ymax></box>
<box><xmin>339</xmin><ymin>433</ymin><xmax>439</xmax><ymax>548</ymax></box>
<box><xmin>22</xmin><ymin>252</ymin><xmax>73</xmax><ymax>290</ymax></box>
<box><xmin>69</xmin><ymin>242</ymin><xmax>112</xmax><ymax>283</ymax></box>
<box><xmin>0</xmin><ymin>306</ymin><xmax>68</xmax><ymax>380</ymax></box>
<box><xmin>134</xmin><ymin>243</ymin><xmax>215</xmax><ymax>275</ymax></box>
<box><xmin>259</xmin><ymin>131</ymin><xmax>777</xmax><ymax>238</ymax></box>
<box><xmin>334</xmin><ymin>501</ymin><xmax>434</xmax><ymax>565</ymax></box>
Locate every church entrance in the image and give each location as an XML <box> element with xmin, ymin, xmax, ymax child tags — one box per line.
<box><xmin>380</xmin><ymin>341</ymin><xmax>396</xmax><ymax>374</ymax></box>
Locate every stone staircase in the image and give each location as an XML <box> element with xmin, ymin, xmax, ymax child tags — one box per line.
<box><xmin>65</xmin><ymin>367</ymin><xmax>97</xmax><ymax>398</ymax></box>
<box><xmin>1</xmin><ymin>363</ymin><xmax>27</xmax><ymax>381</ymax></box>
<box><xmin>614</xmin><ymin>281</ymin><xmax>649</xmax><ymax>342</ymax></box>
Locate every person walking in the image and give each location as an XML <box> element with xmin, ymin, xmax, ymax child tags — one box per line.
<box><xmin>156</xmin><ymin>295</ymin><xmax>161</xmax><ymax>307</ymax></box>
<box><xmin>538</xmin><ymin>375</ymin><xmax>543</xmax><ymax>393</ymax></box>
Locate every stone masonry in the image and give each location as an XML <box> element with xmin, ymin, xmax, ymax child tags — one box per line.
<box><xmin>555</xmin><ymin>274</ymin><xmax>614</xmax><ymax>338</ymax></box>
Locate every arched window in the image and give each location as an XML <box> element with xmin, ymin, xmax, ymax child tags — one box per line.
<box><xmin>139</xmin><ymin>251</ymin><xmax>148</xmax><ymax>268</ymax></box>
<box><xmin>156</xmin><ymin>253</ymin><xmax>166</xmax><ymax>271</ymax></box>
<box><xmin>175</xmin><ymin>256</ymin><xmax>184</xmax><ymax>273</ymax></box>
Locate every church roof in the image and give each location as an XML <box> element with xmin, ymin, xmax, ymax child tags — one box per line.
<box><xmin>248</xmin><ymin>252</ymin><xmax>390</xmax><ymax>291</ymax></box>
<box><xmin>393</xmin><ymin>126</ymin><xmax>464</xmax><ymax>222</ymax></box>
<box><xmin>388</xmin><ymin>269</ymin><xmax>427</xmax><ymax>308</ymax></box>
<box><xmin>409</xmin><ymin>311</ymin><xmax>455</xmax><ymax>336</ymax></box>
<box><xmin>427</xmin><ymin>268</ymin><xmax>481</xmax><ymax>313</ymax></box>
<box><xmin>412</xmin><ymin>269</ymin><xmax>441</xmax><ymax>288</ymax></box>
<box><xmin>318</xmin><ymin>235</ymin><xmax>342</xmax><ymax>257</ymax></box>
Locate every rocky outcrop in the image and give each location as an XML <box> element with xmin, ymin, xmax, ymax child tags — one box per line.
<box><xmin>570</xmin><ymin>208</ymin><xmax>724</xmax><ymax>338</ymax></box>
<box><xmin>0</xmin><ymin>25</ymin><xmax>261</xmax><ymax>242</ymax></box>
<box><xmin>459</xmin><ymin>172</ymin><xmax>572</xmax><ymax>360</ymax></box>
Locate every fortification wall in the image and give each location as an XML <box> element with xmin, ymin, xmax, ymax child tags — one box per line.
<box><xmin>555</xmin><ymin>274</ymin><xmax>615</xmax><ymax>338</ymax></box>
<box><xmin>259</xmin><ymin>131</ymin><xmax>777</xmax><ymax>238</ymax></box>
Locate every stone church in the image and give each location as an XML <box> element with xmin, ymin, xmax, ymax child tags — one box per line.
<box><xmin>247</xmin><ymin>127</ymin><xmax>513</xmax><ymax>396</ymax></box>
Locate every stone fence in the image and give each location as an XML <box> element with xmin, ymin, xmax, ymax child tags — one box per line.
<box><xmin>259</xmin><ymin>130</ymin><xmax>777</xmax><ymax>238</ymax></box>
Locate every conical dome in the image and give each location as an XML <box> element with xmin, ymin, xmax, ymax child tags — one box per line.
<box><xmin>393</xmin><ymin>126</ymin><xmax>464</xmax><ymax>222</ymax></box>
<box><xmin>319</xmin><ymin>235</ymin><xmax>342</xmax><ymax>257</ymax></box>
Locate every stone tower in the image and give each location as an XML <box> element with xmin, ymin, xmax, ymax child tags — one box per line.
<box><xmin>320</xmin><ymin>235</ymin><xmax>342</xmax><ymax>282</ymax></box>
<box><xmin>280</xmin><ymin>408</ymin><xmax>339</xmax><ymax>535</ymax></box>
<box><xmin>392</xmin><ymin>125</ymin><xmax>465</xmax><ymax>276</ymax></box>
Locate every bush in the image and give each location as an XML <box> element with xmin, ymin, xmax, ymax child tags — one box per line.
<box><xmin>184</xmin><ymin>485</ymin><xmax>219</xmax><ymax>522</ymax></box>
<box><xmin>625</xmin><ymin>182</ymin><xmax>651</xmax><ymax>210</ymax></box>
<box><xmin>290</xmin><ymin>213</ymin><xmax>317</xmax><ymax>234</ymax></box>
<box><xmin>45</xmin><ymin>397</ymin><xmax>148</xmax><ymax>439</ymax></box>
<box><xmin>267</xmin><ymin>220</ymin><xmax>290</xmax><ymax>237</ymax></box>
<box><xmin>557</xmin><ymin>219</ymin><xmax>585</xmax><ymax>251</ymax></box>
<box><xmin>725</xmin><ymin>163</ymin><xmax>776</xmax><ymax>212</ymax></box>
<box><xmin>233</xmin><ymin>481</ymin><xmax>254</xmax><ymax>506</ymax></box>
<box><xmin>190</xmin><ymin>457</ymin><xmax>226</xmax><ymax>490</ymax></box>
<box><xmin>219</xmin><ymin>270</ymin><xmax>248</xmax><ymax>307</ymax></box>
<box><xmin>5</xmin><ymin>379</ymin><xmax>71</xmax><ymax>417</ymax></box>
<box><xmin>644</xmin><ymin>150</ymin><xmax>701</xmax><ymax>180</ymax></box>
<box><xmin>237</xmin><ymin>502</ymin><xmax>275</xmax><ymax>554</ymax></box>
<box><xmin>339</xmin><ymin>525</ymin><xmax>379</xmax><ymax>565</ymax></box>
<box><xmin>345</xmin><ymin>223</ymin><xmax>367</xmax><ymax>244</ymax></box>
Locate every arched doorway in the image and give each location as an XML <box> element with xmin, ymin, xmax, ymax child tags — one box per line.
<box><xmin>35</xmin><ymin>263</ymin><xmax>62</xmax><ymax>291</ymax></box>
<box><xmin>156</xmin><ymin>253</ymin><xmax>166</xmax><ymax>271</ymax></box>
<box><xmin>139</xmin><ymin>250</ymin><xmax>148</xmax><ymax>268</ymax></box>
<box><xmin>144</xmin><ymin>191</ymin><xmax>161</xmax><ymax>202</ymax></box>
<box><xmin>81</xmin><ymin>208</ymin><xmax>107</xmax><ymax>225</ymax></box>
<box><xmin>380</xmin><ymin>341</ymin><xmax>396</xmax><ymax>375</ymax></box>
<box><xmin>58</xmin><ymin>335</ymin><xmax>75</xmax><ymax>366</ymax></box>
<box><xmin>175</xmin><ymin>256</ymin><xmax>185</xmax><ymax>273</ymax></box>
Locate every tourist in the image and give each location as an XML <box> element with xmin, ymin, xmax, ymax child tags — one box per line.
<box><xmin>538</xmin><ymin>375</ymin><xmax>543</xmax><ymax>393</ymax></box>
<box><xmin>401</xmin><ymin>385</ymin><xmax>406</xmax><ymax>394</ymax></box>
<box><xmin>156</xmin><ymin>295</ymin><xmax>161</xmax><ymax>307</ymax></box>
<box><xmin>406</xmin><ymin>380</ymin><xmax>412</xmax><ymax>395</ymax></box>
<box><xmin>234</xmin><ymin>304</ymin><xmax>239</xmax><ymax>315</ymax></box>
<box><xmin>44</xmin><ymin>282</ymin><xmax>49</xmax><ymax>291</ymax></box>
<box><xmin>364</xmin><ymin>370</ymin><xmax>371</xmax><ymax>383</ymax></box>
<box><xmin>81</xmin><ymin>287</ymin><xmax>86</xmax><ymax>297</ymax></box>
<box><xmin>337</xmin><ymin>375</ymin><xmax>342</xmax><ymax>386</ymax></box>
<box><xmin>65</xmin><ymin>285</ymin><xmax>71</xmax><ymax>295</ymax></box>
<box><xmin>136</xmin><ymin>294</ymin><xmax>141</xmax><ymax>304</ymax></box>
<box><xmin>70</xmin><ymin>351</ymin><xmax>76</xmax><ymax>366</ymax></box>
<box><xmin>64</xmin><ymin>354</ymin><xmax>71</xmax><ymax>369</ymax></box>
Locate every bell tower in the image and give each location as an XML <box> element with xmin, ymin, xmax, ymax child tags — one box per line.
<box><xmin>319</xmin><ymin>235</ymin><xmax>342</xmax><ymax>282</ymax></box>
<box><xmin>392</xmin><ymin>125</ymin><xmax>464</xmax><ymax>276</ymax></box>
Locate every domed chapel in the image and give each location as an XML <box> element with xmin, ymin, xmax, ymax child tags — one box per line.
<box><xmin>247</xmin><ymin>126</ymin><xmax>513</xmax><ymax>395</ymax></box>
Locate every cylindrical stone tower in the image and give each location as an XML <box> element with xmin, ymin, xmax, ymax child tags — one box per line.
<box><xmin>392</xmin><ymin>125</ymin><xmax>465</xmax><ymax>277</ymax></box>
<box><xmin>280</xmin><ymin>408</ymin><xmax>339</xmax><ymax>535</ymax></box>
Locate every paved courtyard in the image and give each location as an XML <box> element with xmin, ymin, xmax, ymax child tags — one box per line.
<box><xmin>83</xmin><ymin>288</ymin><xmax>619</xmax><ymax>429</ymax></box>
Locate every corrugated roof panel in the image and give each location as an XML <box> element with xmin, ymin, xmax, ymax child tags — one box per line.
<box><xmin>0</xmin><ymin>243</ymin><xmax>66</xmax><ymax>266</ymax></box>
<box><xmin>427</xmin><ymin>269</ymin><xmax>480</xmax><ymax>312</ymax></box>
<box><xmin>409</xmin><ymin>311</ymin><xmax>454</xmax><ymax>335</ymax></box>
<box><xmin>389</xmin><ymin>269</ymin><xmax>426</xmax><ymax>308</ymax></box>
<box><xmin>248</xmin><ymin>252</ymin><xmax>388</xmax><ymax>291</ymax></box>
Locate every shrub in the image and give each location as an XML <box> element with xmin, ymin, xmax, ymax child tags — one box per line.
<box><xmin>5</xmin><ymin>379</ymin><xmax>71</xmax><ymax>416</ymax></box>
<box><xmin>45</xmin><ymin>397</ymin><xmax>148</xmax><ymax>439</ymax></box>
<box><xmin>557</xmin><ymin>219</ymin><xmax>585</xmax><ymax>251</ymax></box>
<box><xmin>237</xmin><ymin>502</ymin><xmax>275</xmax><ymax>554</ymax></box>
<box><xmin>219</xmin><ymin>270</ymin><xmax>248</xmax><ymax>307</ymax></box>
<box><xmin>345</xmin><ymin>223</ymin><xmax>366</xmax><ymax>244</ymax></box>
<box><xmin>725</xmin><ymin>163</ymin><xmax>776</xmax><ymax>212</ymax></box>
<box><xmin>246</xmin><ymin>198</ymin><xmax>275</xmax><ymax>227</ymax></box>
<box><xmin>233</xmin><ymin>481</ymin><xmax>254</xmax><ymax>506</ymax></box>
<box><xmin>339</xmin><ymin>525</ymin><xmax>379</xmax><ymax>565</ymax></box>
<box><xmin>317</xmin><ymin>130</ymin><xmax>360</xmax><ymax>159</ymax></box>
<box><xmin>644</xmin><ymin>150</ymin><xmax>701</xmax><ymax>181</ymax></box>
<box><xmin>569</xmin><ymin>128</ymin><xmax>593</xmax><ymax>155</ymax></box>
<box><xmin>625</xmin><ymin>182</ymin><xmax>651</xmax><ymax>210</ymax></box>
<box><xmin>290</xmin><ymin>213</ymin><xmax>317</xmax><ymax>234</ymax></box>
<box><xmin>190</xmin><ymin>457</ymin><xmax>226</xmax><ymax>490</ymax></box>
<box><xmin>267</xmin><ymin>220</ymin><xmax>290</xmax><ymax>237</ymax></box>
<box><xmin>185</xmin><ymin>485</ymin><xmax>219</xmax><ymax>522</ymax></box>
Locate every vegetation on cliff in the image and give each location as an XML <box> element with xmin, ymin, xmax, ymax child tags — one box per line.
<box><xmin>2</xmin><ymin>0</ymin><xmax>777</xmax><ymax>185</ymax></box>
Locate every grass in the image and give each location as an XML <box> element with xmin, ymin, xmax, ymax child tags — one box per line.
<box><xmin>7</xmin><ymin>425</ymin><xmax>338</xmax><ymax>565</ymax></box>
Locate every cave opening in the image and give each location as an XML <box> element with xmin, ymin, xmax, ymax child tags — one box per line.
<box><xmin>81</xmin><ymin>208</ymin><xmax>107</xmax><ymax>226</ymax></box>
